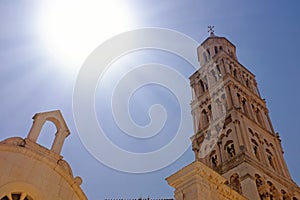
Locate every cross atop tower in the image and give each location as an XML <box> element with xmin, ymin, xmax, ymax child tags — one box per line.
<box><xmin>208</xmin><ymin>25</ymin><xmax>215</xmax><ymax>36</ymax></box>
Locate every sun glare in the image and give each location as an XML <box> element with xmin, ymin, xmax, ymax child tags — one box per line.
<box><xmin>38</xmin><ymin>1</ymin><xmax>133</xmax><ymax>70</ymax></box>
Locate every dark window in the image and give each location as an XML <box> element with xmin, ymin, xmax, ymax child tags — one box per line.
<box><xmin>214</xmin><ymin>46</ymin><xmax>218</xmax><ymax>54</ymax></box>
<box><xmin>206</xmin><ymin>49</ymin><xmax>211</xmax><ymax>58</ymax></box>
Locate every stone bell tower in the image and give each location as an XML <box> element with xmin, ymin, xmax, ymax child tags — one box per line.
<box><xmin>189</xmin><ymin>28</ymin><xmax>300</xmax><ymax>199</ymax></box>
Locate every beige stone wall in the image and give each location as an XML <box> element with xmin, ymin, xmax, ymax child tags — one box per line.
<box><xmin>0</xmin><ymin>138</ymin><xmax>87</xmax><ymax>200</ymax></box>
<box><xmin>0</xmin><ymin>110</ymin><xmax>87</xmax><ymax>200</ymax></box>
<box><xmin>166</xmin><ymin>161</ymin><xmax>247</xmax><ymax>200</ymax></box>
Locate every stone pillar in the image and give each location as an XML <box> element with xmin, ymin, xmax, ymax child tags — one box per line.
<box><xmin>51</xmin><ymin>128</ymin><xmax>69</xmax><ymax>154</ymax></box>
<box><xmin>225</xmin><ymin>85</ymin><xmax>233</xmax><ymax>110</ymax></box>
<box><xmin>240</xmin><ymin>175</ymin><xmax>260</xmax><ymax>200</ymax></box>
<box><xmin>27</xmin><ymin>115</ymin><xmax>45</xmax><ymax>142</ymax></box>
<box><xmin>233</xmin><ymin>120</ymin><xmax>245</xmax><ymax>152</ymax></box>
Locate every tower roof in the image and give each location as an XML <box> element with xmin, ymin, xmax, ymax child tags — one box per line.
<box><xmin>200</xmin><ymin>33</ymin><xmax>236</xmax><ymax>48</ymax></box>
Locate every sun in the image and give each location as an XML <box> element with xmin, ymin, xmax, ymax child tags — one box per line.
<box><xmin>37</xmin><ymin>0</ymin><xmax>133</xmax><ymax>70</ymax></box>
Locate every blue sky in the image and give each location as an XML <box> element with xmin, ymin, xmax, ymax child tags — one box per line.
<box><xmin>1</xmin><ymin>1</ymin><xmax>300</xmax><ymax>199</ymax></box>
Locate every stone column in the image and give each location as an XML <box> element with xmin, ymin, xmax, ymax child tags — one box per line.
<box><xmin>225</xmin><ymin>85</ymin><xmax>233</xmax><ymax>110</ymax></box>
<box><xmin>240</xmin><ymin>174</ymin><xmax>260</xmax><ymax>200</ymax></box>
<box><xmin>27</xmin><ymin>115</ymin><xmax>45</xmax><ymax>142</ymax></box>
<box><xmin>51</xmin><ymin>128</ymin><xmax>69</xmax><ymax>154</ymax></box>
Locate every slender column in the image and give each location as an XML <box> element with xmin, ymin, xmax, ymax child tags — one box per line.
<box><xmin>266</xmin><ymin>113</ymin><xmax>275</xmax><ymax>133</ymax></box>
<box><xmin>229</xmin><ymin>84</ymin><xmax>240</xmax><ymax>109</ymax></box>
<box><xmin>51</xmin><ymin>128</ymin><xmax>69</xmax><ymax>154</ymax></box>
<box><xmin>27</xmin><ymin>116</ymin><xmax>45</xmax><ymax>142</ymax></box>
<box><xmin>233</xmin><ymin>120</ymin><xmax>243</xmax><ymax>152</ymax></box>
<box><xmin>225</xmin><ymin>85</ymin><xmax>233</xmax><ymax>109</ymax></box>
<box><xmin>274</xmin><ymin>135</ymin><xmax>291</xmax><ymax>178</ymax></box>
<box><xmin>238</xmin><ymin>117</ymin><xmax>252</xmax><ymax>153</ymax></box>
<box><xmin>248</xmin><ymin>99</ymin><xmax>256</xmax><ymax>122</ymax></box>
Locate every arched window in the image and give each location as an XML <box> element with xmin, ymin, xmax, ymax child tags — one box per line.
<box><xmin>266</xmin><ymin>149</ymin><xmax>276</xmax><ymax>170</ymax></box>
<box><xmin>200</xmin><ymin>79</ymin><xmax>205</xmax><ymax>93</ymax></box>
<box><xmin>267</xmin><ymin>181</ymin><xmax>279</xmax><ymax>200</ymax></box>
<box><xmin>206</xmin><ymin>49</ymin><xmax>211</xmax><ymax>58</ymax></box>
<box><xmin>242</xmin><ymin>98</ymin><xmax>249</xmax><ymax>117</ymax></box>
<box><xmin>1</xmin><ymin>193</ymin><xmax>33</xmax><ymax>200</ymax></box>
<box><xmin>208</xmin><ymin>105</ymin><xmax>212</xmax><ymax>121</ymax></box>
<box><xmin>201</xmin><ymin>109</ymin><xmax>209</xmax><ymax>128</ymax></box>
<box><xmin>233</xmin><ymin>69</ymin><xmax>238</xmax><ymax>79</ymax></box>
<box><xmin>255</xmin><ymin>174</ymin><xmax>264</xmax><ymax>187</ymax></box>
<box><xmin>281</xmin><ymin>190</ymin><xmax>290</xmax><ymax>200</ymax></box>
<box><xmin>255</xmin><ymin>174</ymin><xmax>266</xmax><ymax>200</ymax></box>
<box><xmin>237</xmin><ymin>93</ymin><xmax>241</xmax><ymax>107</ymax></box>
<box><xmin>251</xmin><ymin>139</ymin><xmax>260</xmax><ymax>160</ymax></box>
<box><xmin>248</xmin><ymin>128</ymin><xmax>254</xmax><ymax>135</ymax></box>
<box><xmin>214</xmin><ymin>46</ymin><xmax>218</xmax><ymax>54</ymax></box>
<box><xmin>246</xmin><ymin>79</ymin><xmax>250</xmax><ymax>88</ymax></box>
<box><xmin>210</xmin><ymin>151</ymin><xmax>218</xmax><ymax>168</ymax></box>
<box><xmin>226</xmin><ymin>129</ymin><xmax>232</xmax><ymax>137</ymax></box>
<box><xmin>229</xmin><ymin>173</ymin><xmax>242</xmax><ymax>194</ymax></box>
<box><xmin>225</xmin><ymin>140</ymin><xmax>236</xmax><ymax>158</ymax></box>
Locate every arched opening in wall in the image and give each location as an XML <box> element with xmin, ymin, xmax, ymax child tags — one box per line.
<box><xmin>237</xmin><ymin>93</ymin><xmax>241</xmax><ymax>107</ymax></box>
<box><xmin>281</xmin><ymin>189</ymin><xmax>290</xmax><ymax>200</ymax></box>
<box><xmin>224</xmin><ymin>140</ymin><xmax>235</xmax><ymax>159</ymax></box>
<box><xmin>246</xmin><ymin>79</ymin><xmax>250</xmax><ymax>88</ymax></box>
<box><xmin>229</xmin><ymin>173</ymin><xmax>242</xmax><ymax>194</ymax></box>
<box><xmin>201</xmin><ymin>109</ymin><xmax>209</xmax><ymax>128</ymax></box>
<box><xmin>206</xmin><ymin>48</ymin><xmax>211</xmax><ymax>59</ymax></box>
<box><xmin>0</xmin><ymin>182</ymin><xmax>43</xmax><ymax>200</ymax></box>
<box><xmin>255</xmin><ymin>174</ymin><xmax>264</xmax><ymax>187</ymax></box>
<box><xmin>266</xmin><ymin>149</ymin><xmax>276</xmax><ymax>170</ymax></box>
<box><xmin>229</xmin><ymin>65</ymin><xmax>233</xmax><ymax>74</ymax></box>
<box><xmin>37</xmin><ymin>120</ymin><xmax>57</xmax><ymax>150</ymax></box>
<box><xmin>233</xmin><ymin>68</ymin><xmax>238</xmax><ymax>79</ymax></box>
<box><xmin>207</xmin><ymin>105</ymin><xmax>212</xmax><ymax>121</ymax></box>
<box><xmin>267</xmin><ymin>181</ymin><xmax>279</xmax><ymax>200</ymax></box>
<box><xmin>255</xmin><ymin>174</ymin><xmax>266</xmax><ymax>200</ymax></box>
<box><xmin>1</xmin><ymin>193</ymin><xmax>33</xmax><ymax>200</ymax></box>
<box><xmin>248</xmin><ymin>128</ymin><xmax>254</xmax><ymax>135</ymax></box>
<box><xmin>214</xmin><ymin>46</ymin><xmax>218</xmax><ymax>54</ymax></box>
<box><xmin>209</xmin><ymin>150</ymin><xmax>218</xmax><ymax>168</ymax></box>
<box><xmin>242</xmin><ymin>98</ymin><xmax>249</xmax><ymax>117</ymax></box>
<box><xmin>200</xmin><ymin>79</ymin><xmax>205</xmax><ymax>93</ymax></box>
<box><xmin>251</xmin><ymin>139</ymin><xmax>260</xmax><ymax>160</ymax></box>
<box><xmin>226</xmin><ymin>129</ymin><xmax>232</xmax><ymax>137</ymax></box>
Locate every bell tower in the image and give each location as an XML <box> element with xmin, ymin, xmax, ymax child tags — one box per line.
<box><xmin>190</xmin><ymin>28</ymin><xmax>300</xmax><ymax>199</ymax></box>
